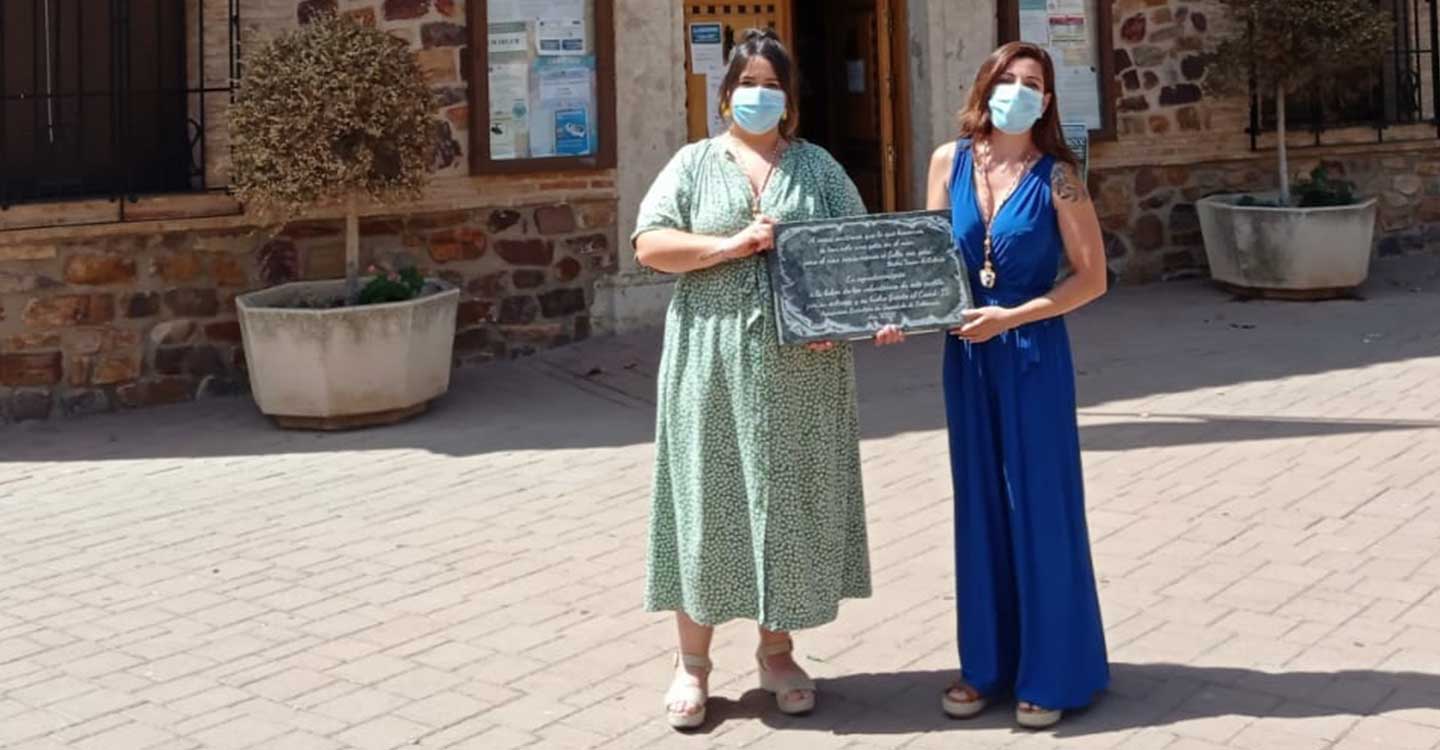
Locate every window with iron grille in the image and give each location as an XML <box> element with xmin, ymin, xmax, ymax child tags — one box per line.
<box><xmin>1251</xmin><ymin>0</ymin><xmax>1439</xmax><ymax>145</ymax></box>
<box><xmin>0</xmin><ymin>0</ymin><xmax>241</xmax><ymax>209</ymax></box>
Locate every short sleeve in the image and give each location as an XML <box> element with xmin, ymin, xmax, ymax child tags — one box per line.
<box><xmin>631</xmin><ymin>143</ymin><xmax>699</xmax><ymax>246</ymax></box>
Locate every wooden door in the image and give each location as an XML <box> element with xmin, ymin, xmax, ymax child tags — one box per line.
<box><xmin>831</xmin><ymin>0</ymin><xmax>897</xmax><ymax>212</ymax></box>
<box><xmin>682</xmin><ymin>2</ymin><xmax>793</xmax><ymax>143</ymax></box>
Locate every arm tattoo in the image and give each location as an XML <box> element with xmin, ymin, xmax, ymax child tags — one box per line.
<box><xmin>1051</xmin><ymin>163</ymin><xmax>1089</xmax><ymax>204</ymax></box>
<box><xmin>697</xmin><ymin>244</ymin><xmax>733</xmax><ymax>264</ymax></box>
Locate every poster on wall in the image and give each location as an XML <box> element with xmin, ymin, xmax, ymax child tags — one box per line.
<box><xmin>488</xmin><ymin>62</ymin><xmax>530</xmax><ymax>160</ymax></box>
<box><xmin>1018</xmin><ymin>0</ymin><xmax>1102</xmax><ymax>131</ymax></box>
<box><xmin>689</xmin><ymin>23</ymin><xmax>730</xmax><ymax>138</ymax></box>
<box><xmin>489</xmin><ymin>21</ymin><xmax>528</xmax><ymax>54</ymax></box>
<box><xmin>485</xmin><ymin>0</ymin><xmax>602</xmax><ymax>162</ymax></box>
<box><xmin>488</xmin><ymin>0</ymin><xmax>524</xmax><ymax>23</ymax></box>
<box><xmin>531</xmin><ymin>56</ymin><xmax>597</xmax><ymax>157</ymax></box>
<box><xmin>689</xmin><ymin>23</ymin><xmax>725</xmax><ymax>74</ymax></box>
<box><xmin>554</xmin><ymin>108</ymin><xmax>591</xmax><ymax>154</ymax></box>
<box><xmin>1019</xmin><ymin>0</ymin><xmax>1049</xmax><ymax>42</ymax></box>
<box><xmin>534</xmin><ymin>0</ymin><xmax>585</xmax><ymax>20</ymax></box>
<box><xmin>537</xmin><ymin>18</ymin><xmax>587</xmax><ymax>55</ymax></box>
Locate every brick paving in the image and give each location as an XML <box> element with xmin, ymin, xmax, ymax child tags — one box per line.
<box><xmin>2</xmin><ymin>256</ymin><xmax>1439</xmax><ymax>749</ymax></box>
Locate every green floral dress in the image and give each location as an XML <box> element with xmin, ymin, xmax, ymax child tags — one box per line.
<box><xmin>633</xmin><ymin>139</ymin><xmax>873</xmax><ymax>632</ymax></box>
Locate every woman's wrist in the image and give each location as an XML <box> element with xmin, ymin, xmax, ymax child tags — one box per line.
<box><xmin>999</xmin><ymin>306</ymin><xmax>1024</xmax><ymax>329</ymax></box>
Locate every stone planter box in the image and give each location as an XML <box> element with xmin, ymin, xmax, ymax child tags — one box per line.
<box><xmin>236</xmin><ymin>279</ymin><xmax>460</xmax><ymax>429</ymax></box>
<box><xmin>1196</xmin><ymin>194</ymin><xmax>1379</xmax><ymax>298</ymax></box>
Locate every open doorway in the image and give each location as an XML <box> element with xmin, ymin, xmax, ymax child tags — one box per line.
<box><xmin>791</xmin><ymin>0</ymin><xmax>910</xmax><ymax>212</ymax></box>
<box><xmin>680</xmin><ymin>0</ymin><xmax>910</xmax><ymax>212</ymax></box>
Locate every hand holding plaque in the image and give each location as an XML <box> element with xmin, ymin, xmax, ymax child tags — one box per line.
<box><xmin>765</xmin><ymin>210</ymin><xmax>974</xmax><ymax>346</ymax></box>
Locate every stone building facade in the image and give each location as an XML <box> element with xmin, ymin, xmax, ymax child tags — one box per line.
<box><xmin>0</xmin><ymin>0</ymin><xmax>621</xmax><ymax>421</ymax></box>
<box><xmin>2</xmin><ymin>0</ymin><xmax>1436</xmax><ymax>421</ymax></box>
<box><xmin>1091</xmin><ymin>0</ymin><xmax>1440</xmax><ymax>281</ymax></box>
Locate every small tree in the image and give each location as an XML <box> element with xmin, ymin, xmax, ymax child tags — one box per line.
<box><xmin>231</xmin><ymin>14</ymin><xmax>436</xmax><ymax>304</ymax></box>
<box><xmin>1207</xmin><ymin>0</ymin><xmax>1392</xmax><ymax>205</ymax></box>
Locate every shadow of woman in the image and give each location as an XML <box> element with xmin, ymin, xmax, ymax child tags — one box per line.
<box><xmin>681</xmin><ymin>663</ymin><xmax>1440</xmax><ymax>738</ymax></box>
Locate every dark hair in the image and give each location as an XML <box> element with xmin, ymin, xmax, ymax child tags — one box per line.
<box><xmin>717</xmin><ymin>28</ymin><xmax>800</xmax><ymax>139</ymax></box>
<box><xmin>958</xmin><ymin>42</ymin><xmax>1078</xmax><ymax>167</ymax></box>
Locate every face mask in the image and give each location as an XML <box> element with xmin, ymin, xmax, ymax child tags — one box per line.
<box><xmin>730</xmin><ymin>86</ymin><xmax>787</xmax><ymax>135</ymax></box>
<box><xmin>988</xmin><ymin>82</ymin><xmax>1045</xmax><ymax>135</ymax></box>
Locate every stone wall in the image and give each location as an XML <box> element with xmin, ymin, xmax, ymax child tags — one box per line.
<box><xmin>1094</xmin><ymin>0</ymin><xmax>1440</xmax><ymax>280</ymax></box>
<box><xmin>1092</xmin><ymin>146</ymin><xmax>1440</xmax><ymax>282</ymax></box>
<box><xmin>0</xmin><ymin>202</ymin><xmax>617</xmax><ymax>422</ymax></box>
<box><xmin>0</xmin><ymin>0</ymin><xmax>620</xmax><ymax>422</ymax></box>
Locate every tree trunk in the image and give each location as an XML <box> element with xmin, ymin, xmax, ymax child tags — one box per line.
<box><xmin>344</xmin><ymin>196</ymin><xmax>360</xmax><ymax>305</ymax></box>
<box><xmin>1276</xmin><ymin>83</ymin><xmax>1291</xmax><ymax>206</ymax></box>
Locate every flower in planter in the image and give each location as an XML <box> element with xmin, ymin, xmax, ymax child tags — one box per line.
<box><xmin>359</xmin><ymin>262</ymin><xmax>427</xmax><ymax>305</ymax></box>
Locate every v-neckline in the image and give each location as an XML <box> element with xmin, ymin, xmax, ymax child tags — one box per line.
<box><xmin>722</xmin><ymin>137</ymin><xmax>794</xmax><ymax>215</ymax></box>
<box><xmin>967</xmin><ymin>148</ymin><xmax>1042</xmax><ymax>229</ymax></box>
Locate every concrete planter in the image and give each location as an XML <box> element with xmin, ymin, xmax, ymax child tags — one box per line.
<box><xmin>236</xmin><ymin>279</ymin><xmax>460</xmax><ymax>429</ymax></box>
<box><xmin>1196</xmin><ymin>194</ymin><xmax>1379</xmax><ymax>297</ymax></box>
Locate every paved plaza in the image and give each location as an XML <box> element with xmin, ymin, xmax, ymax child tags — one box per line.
<box><xmin>2</xmin><ymin>257</ymin><xmax>1439</xmax><ymax>749</ymax></box>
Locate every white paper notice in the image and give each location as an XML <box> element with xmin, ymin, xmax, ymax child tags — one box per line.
<box><xmin>705</xmin><ymin>75</ymin><xmax>726</xmax><ymax>137</ymax></box>
<box><xmin>1048</xmin><ymin>0</ymin><xmax>1085</xmax><ymax>12</ymax></box>
<box><xmin>537</xmin><ymin>18</ymin><xmax>587</xmax><ymax>55</ymax></box>
<box><xmin>531</xmin><ymin>58</ymin><xmax>595</xmax><ymax>157</ymax></box>
<box><xmin>488</xmin><ymin>62</ymin><xmax>530</xmax><ymax>122</ymax></box>
<box><xmin>1019</xmin><ymin>0</ymin><xmax>1049</xmax><ymax>42</ymax></box>
<box><xmin>488</xmin><ymin>21</ymin><xmax>527</xmax><ymax>55</ymax></box>
<box><xmin>488</xmin><ymin>0</ymin><xmax>524</xmax><ymax>23</ymax></box>
<box><xmin>689</xmin><ymin>23</ymin><xmax>725</xmax><ymax>76</ymax></box>
<box><xmin>490</xmin><ymin>118</ymin><xmax>519</xmax><ymax>159</ymax></box>
<box><xmin>534</xmin><ymin>0</ymin><xmax>584</xmax><ymax>21</ymax></box>
<box><xmin>1019</xmin><ymin>10</ymin><xmax>1049</xmax><ymax>43</ymax></box>
<box><xmin>1055</xmin><ymin>66</ymin><xmax>1102</xmax><ymax>130</ymax></box>
<box><xmin>1048</xmin><ymin>14</ymin><xmax>1087</xmax><ymax>44</ymax></box>
<box><xmin>538</xmin><ymin>64</ymin><xmax>590</xmax><ymax>103</ymax></box>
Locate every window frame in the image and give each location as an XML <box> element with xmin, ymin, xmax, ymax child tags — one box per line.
<box><xmin>996</xmin><ymin>0</ymin><xmax>1119</xmax><ymax>142</ymax></box>
<box><xmin>466</xmin><ymin>0</ymin><xmax>618</xmax><ymax>174</ymax></box>
<box><xmin>1248</xmin><ymin>0</ymin><xmax>1440</xmax><ymax>147</ymax></box>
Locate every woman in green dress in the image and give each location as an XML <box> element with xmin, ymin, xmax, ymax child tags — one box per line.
<box><xmin>632</xmin><ymin>28</ymin><xmax>874</xmax><ymax>730</ymax></box>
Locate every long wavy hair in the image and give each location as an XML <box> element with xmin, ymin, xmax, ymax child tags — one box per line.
<box><xmin>717</xmin><ymin>28</ymin><xmax>800</xmax><ymax>139</ymax></box>
<box><xmin>958</xmin><ymin>42</ymin><xmax>1078</xmax><ymax>167</ymax></box>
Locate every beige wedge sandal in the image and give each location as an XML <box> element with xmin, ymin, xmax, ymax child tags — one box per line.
<box><xmin>1016</xmin><ymin>701</ymin><xmax>1062</xmax><ymax>729</ymax></box>
<box><xmin>664</xmin><ymin>653</ymin><xmax>712</xmax><ymax>730</ymax></box>
<box><xmin>941</xmin><ymin>682</ymin><xmax>989</xmax><ymax>719</ymax></box>
<box><xmin>756</xmin><ymin>640</ymin><xmax>816</xmax><ymax>715</ymax></box>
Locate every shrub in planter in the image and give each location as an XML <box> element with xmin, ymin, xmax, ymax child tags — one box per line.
<box><xmin>230</xmin><ymin>14</ymin><xmax>460</xmax><ymax>428</ymax></box>
<box><xmin>1193</xmin><ymin>1</ymin><xmax>1393</xmax><ymax>296</ymax></box>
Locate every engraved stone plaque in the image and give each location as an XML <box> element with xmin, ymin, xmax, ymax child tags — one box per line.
<box><xmin>766</xmin><ymin>210</ymin><xmax>973</xmax><ymax>345</ymax></box>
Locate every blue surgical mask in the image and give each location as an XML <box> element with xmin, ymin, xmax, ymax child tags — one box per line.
<box><xmin>730</xmin><ymin>86</ymin><xmax>787</xmax><ymax>135</ymax></box>
<box><xmin>989</xmin><ymin>83</ymin><xmax>1045</xmax><ymax>135</ymax></box>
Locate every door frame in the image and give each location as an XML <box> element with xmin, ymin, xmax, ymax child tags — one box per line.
<box><xmin>678</xmin><ymin>0</ymin><xmax>912</xmax><ymax>210</ymax></box>
<box><xmin>884</xmin><ymin>0</ymin><xmax>913</xmax><ymax>211</ymax></box>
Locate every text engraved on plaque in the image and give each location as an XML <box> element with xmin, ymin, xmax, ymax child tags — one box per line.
<box><xmin>767</xmin><ymin>210</ymin><xmax>973</xmax><ymax>345</ymax></box>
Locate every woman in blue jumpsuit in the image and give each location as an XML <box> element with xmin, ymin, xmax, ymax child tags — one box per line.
<box><xmin>877</xmin><ymin>42</ymin><xmax>1109</xmax><ymax>729</ymax></box>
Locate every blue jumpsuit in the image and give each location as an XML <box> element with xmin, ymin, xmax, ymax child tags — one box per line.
<box><xmin>943</xmin><ymin>140</ymin><xmax>1110</xmax><ymax>710</ymax></box>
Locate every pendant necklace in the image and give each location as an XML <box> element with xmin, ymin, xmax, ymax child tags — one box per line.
<box><xmin>733</xmin><ymin>134</ymin><xmax>784</xmax><ymax>219</ymax></box>
<box><xmin>976</xmin><ymin>141</ymin><xmax>1038</xmax><ymax>289</ymax></box>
